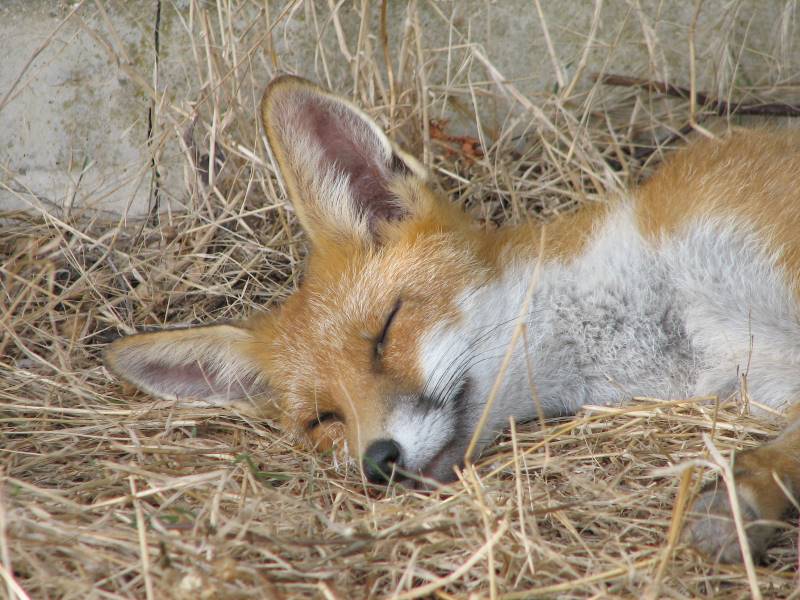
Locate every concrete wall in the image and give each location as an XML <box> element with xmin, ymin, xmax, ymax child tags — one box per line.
<box><xmin>2</xmin><ymin>0</ymin><xmax>798</xmax><ymax>217</ymax></box>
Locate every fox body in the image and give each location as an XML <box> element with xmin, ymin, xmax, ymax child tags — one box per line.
<box><xmin>106</xmin><ymin>76</ymin><xmax>800</xmax><ymax>562</ymax></box>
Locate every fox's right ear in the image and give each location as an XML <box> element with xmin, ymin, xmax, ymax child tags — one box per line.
<box><xmin>261</xmin><ymin>75</ymin><xmax>426</xmax><ymax>246</ymax></box>
<box><xmin>104</xmin><ymin>324</ymin><xmax>271</xmax><ymax>411</ymax></box>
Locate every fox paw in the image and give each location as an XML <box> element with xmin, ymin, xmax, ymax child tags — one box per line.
<box><xmin>682</xmin><ymin>482</ymin><xmax>775</xmax><ymax>563</ymax></box>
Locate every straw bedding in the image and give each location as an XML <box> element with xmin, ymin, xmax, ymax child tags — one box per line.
<box><xmin>2</xmin><ymin>1</ymin><xmax>800</xmax><ymax>597</ymax></box>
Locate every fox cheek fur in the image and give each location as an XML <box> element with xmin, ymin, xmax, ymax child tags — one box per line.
<box><xmin>107</xmin><ymin>74</ymin><xmax>800</xmax><ymax>562</ymax></box>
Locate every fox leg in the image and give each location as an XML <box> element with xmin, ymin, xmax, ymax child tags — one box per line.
<box><xmin>683</xmin><ymin>406</ymin><xmax>800</xmax><ymax>562</ymax></box>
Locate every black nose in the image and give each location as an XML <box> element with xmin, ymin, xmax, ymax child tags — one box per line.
<box><xmin>362</xmin><ymin>439</ymin><xmax>403</xmax><ymax>483</ymax></box>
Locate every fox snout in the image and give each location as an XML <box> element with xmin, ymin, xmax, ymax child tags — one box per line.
<box><xmin>355</xmin><ymin>383</ymin><xmax>474</xmax><ymax>486</ymax></box>
<box><xmin>360</xmin><ymin>436</ymin><xmax>466</xmax><ymax>488</ymax></box>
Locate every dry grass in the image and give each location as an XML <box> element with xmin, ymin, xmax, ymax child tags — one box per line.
<box><xmin>3</xmin><ymin>1</ymin><xmax>800</xmax><ymax>598</ymax></box>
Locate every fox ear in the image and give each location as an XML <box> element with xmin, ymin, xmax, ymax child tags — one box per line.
<box><xmin>104</xmin><ymin>324</ymin><xmax>269</xmax><ymax>410</ymax></box>
<box><xmin>261</xmin><ymin>75</ymin><xmax>426</xmax><ymax>245</ymax></box>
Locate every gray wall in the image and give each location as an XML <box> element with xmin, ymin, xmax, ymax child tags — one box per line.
<box><xmin>2</xmin><ymin>1</ymin><xmax>798</xmax><ymax>216</ymax></box>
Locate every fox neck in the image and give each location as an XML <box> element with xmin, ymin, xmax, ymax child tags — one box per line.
<box><xmin>494</xmin><ymin>199</ymin><xmax>612</xmax><ymax>264</ymax></box>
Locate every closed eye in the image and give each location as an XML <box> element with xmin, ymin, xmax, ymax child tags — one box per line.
<box><xmin>374</xmin><ymin>298</ymin><xmax>402</xmax><ymax>360</ymax></box>
<box><xmin>306</xmin><ymin>411</ymin><xmax>342</xmax><ymax>431</ymax></box>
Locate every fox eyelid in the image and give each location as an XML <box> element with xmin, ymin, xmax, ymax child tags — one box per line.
<box><xmin>306</xmin><ymin>411</ymin><xmax>341</xmax><ymax>431</ymax></box>
<box><xmin>374</xmin><ymin>298</ymin><xmax>402</xmax><ymax>359</ymax></box>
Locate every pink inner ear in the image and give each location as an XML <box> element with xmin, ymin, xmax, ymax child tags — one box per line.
<box><xmin>131</xmin><ymin>359</ymin><xmax>259</xmax><ymax>402</ymax></box>
<box><xmin>302</xmin><ymin>97</ymin><xmax>409</xmax><ymax>230</ymax></box>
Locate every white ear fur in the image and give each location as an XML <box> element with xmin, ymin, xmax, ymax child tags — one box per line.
<box><xmin>261</xmin><ymin>75</ymin><xmax>426</xmax><ymax>243</ymax></box>
<box><xmin>104</xmin><ymin>324</ymin><xmax>267</xmax><ymax>407</ymax></box>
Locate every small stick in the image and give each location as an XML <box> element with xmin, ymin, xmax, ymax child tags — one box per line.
<box><xmin>596</xmin><ymin>73</ymin><xmax>800</xmax><ymax>117</ymax></box>
<box><xmin>595</xmin><ymin>71</ymin><xmax>800</xmax><ymax>170</ymax></box>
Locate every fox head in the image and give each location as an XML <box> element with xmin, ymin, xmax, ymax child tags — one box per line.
<box><xmin>106</xmin><ymin>76</ymin><xmax>536</xmax><ymax>485</ymax></box>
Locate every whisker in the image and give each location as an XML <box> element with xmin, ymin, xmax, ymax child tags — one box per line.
<box><xmin>423</xmin><ymin>304</ymin><xmax>545</xmax><ymax>404</ymax></box>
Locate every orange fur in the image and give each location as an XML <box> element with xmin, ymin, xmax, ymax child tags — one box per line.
<box><xmin>635</xmin><ymin>129</ymin><xmax>800</xmax><ymax>295</ymax></box>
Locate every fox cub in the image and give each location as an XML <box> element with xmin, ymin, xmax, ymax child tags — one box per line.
<box><xmin>106</xmin><ymin>75</ymin><xmax>800</xmax><ymax>563</ymax></box>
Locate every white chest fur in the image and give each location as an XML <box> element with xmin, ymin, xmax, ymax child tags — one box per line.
<box><xmin>421</xmin><ymin>202</ymin><xmax>800</xmax><ymax>445</ymax></box>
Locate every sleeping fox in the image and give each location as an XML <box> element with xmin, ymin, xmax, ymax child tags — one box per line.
<box><xmin>106</xmin><ymin>75</ymin><xmax>800</xmax><ymax>563</ymax></box>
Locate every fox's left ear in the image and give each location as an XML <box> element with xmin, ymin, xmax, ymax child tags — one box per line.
<box><xmin>104</xmin><ymin>324</ymin><xmax>273</xmax><ymax>414</ymax></box>
<box><xmin>260</xmin><ymin>75</ymin><xmax>426</xmax><ymax>245</ymax></box>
